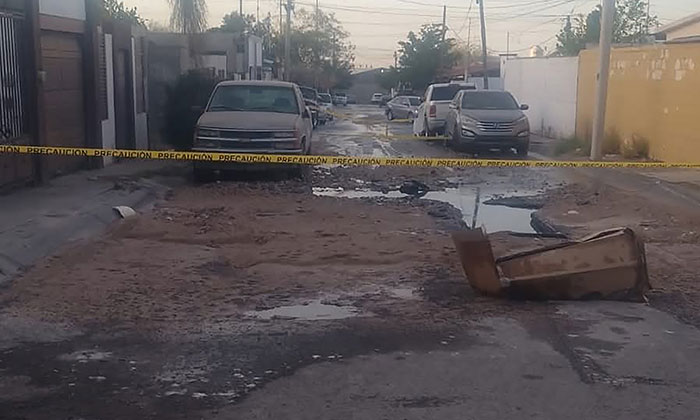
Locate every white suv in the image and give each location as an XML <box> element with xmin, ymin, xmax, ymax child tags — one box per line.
<box><xmin>417</xmin><ymin>82</ymin><xmax>477</xmax><ymax>136</ymax></box>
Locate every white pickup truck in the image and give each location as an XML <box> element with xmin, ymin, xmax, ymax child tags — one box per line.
<box><xmin>413</xmin><ymin>82</ymin><xmax>477</xmax><ymax>136</ymax></box>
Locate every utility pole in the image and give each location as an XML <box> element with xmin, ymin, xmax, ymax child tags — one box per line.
<box><xmin>240</xmin><ymin>0</ymin><xmax>243</xmax><ymax>16</ymax></box>
<box><xmin>465</xmin><ymin>17</ymin><xmax>471</xmax><ymax>81</ymax></box>
<box><xmin>315</xmin><ymin>0</ymin><xmax>320</xmax><ymax>89</ymax></box>
<box><xmin>442</xmin><ymin>5</ymin><xmax>447</xmax><ymax>42</ymax></box>
<box><xmin>257</xmin><ymin>0</ymin><xmax>260</xmax><ymax>22</ymax></box>
<box><xmin>506</xmin><ymin>31</ymin><xmax>510</xmax><ymax>56</ymax></box>
<box><xmin>646</xmin><ymin>0</ymin><xmax>651</xmax><ymax>34</ymax></box>
<box><xmin>316</xmin><ymin>0</ymin><xmax>320</xmax><ymax>29</ymax></box>
<box><xmin>477</xmin><ymin>0</ymin><xmax>489</xmax><ymax>89</ymax></box>
<box><xmin>285</xmin><ymin>0</ymin><xmax>293</xmax><ymax>81</ymax></box>
<box><xmin>590</xmin><ymin>0</ymin><xmax>615</xmax><ymax>160</ymax></box>
<box><xmin>394</xmin><ymin>51</ymin><xmax>398</xmax><ymax>68</ymax></box>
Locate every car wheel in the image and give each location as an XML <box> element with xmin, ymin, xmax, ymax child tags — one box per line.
<box><xmin>424</xmin><ymin>118</ymin><xmax>434</xmax><ymax>137</ymax></box>
<box><xmin>193</xmin><ymin>166</ymin><xmax>212</xmax><ymax>183</ymax></box>
<box><xmin>387</xmin><ymin>110</ymin><xmax>394</xmax><ymax>121</ymax></box>
<box><xmin>449</xmin><ymin>125</ymin><xmax>460</xmax><ymax>149</ymax></box>
<box><xmin>516</xmin><ymin>144</ymin><xmax>529</xmax><ymax>157</ymax></box>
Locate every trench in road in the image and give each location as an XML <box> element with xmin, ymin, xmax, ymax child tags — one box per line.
<box><xmin>313</xmin><ymin>105</ymin><xmax>545</xmax><ymax>234</ymax></box>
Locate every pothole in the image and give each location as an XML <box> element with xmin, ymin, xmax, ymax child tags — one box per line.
<box><xmin>313</xmin><ymin>186</ymin><xmax>543</xmax><ymax>233</ymax></box>
<box><xmin>246</xmin><ymin>300</ymin><xmax>360</xmax><ymax>321</ymax></box>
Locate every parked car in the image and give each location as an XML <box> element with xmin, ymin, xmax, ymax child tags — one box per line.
<box><xmin>386</xmin><ymin>96</ymin><xmax>422</xmax><ymax>121</ymax></box>
<box><xmin>317</xmin><ymin>93</ymin><xmax>334</xmax><ymax>124</ymax></box>
<box><xmin>444</xmin><ymin>90</ymin><xmax>530</xmax><ymax>156</ymax></box>
<box><xmin>332</xmin><ymin>93</ymin><xmax>347</xmax><ymax>106</ymax></box>
<box><xmin>371</xmin><ymin>93</ymin><xmax>384</xmax><ymax>105</ymax></box>
<box><xmin>346</xmin><ymin>94</ymin><xmax>357</xmax><ymax>104</ymax></box>
<box><xmin>299</xmin><ymin>86</ymin><xmax>321</xmax><ymax>128</ymax></box>
<box><xmin>417</xmin><ymin>82</ymin><xmax>477</xmax><ymax>136</ymax></box>
<box><xmin>193</xmin><ymin>81</ymin><xmax>313</xmax><ymax>179</ymax></box>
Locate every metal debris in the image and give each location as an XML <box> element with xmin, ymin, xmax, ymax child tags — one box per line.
<box><xmin>453</xmin><ymin>227</ymin><xmax>650</xmax><ymax>301</ymax></box>
<box><xmin>113</xmin><ymin>206</ymin><xmax>137</xmax><ymax>219</ymax></box>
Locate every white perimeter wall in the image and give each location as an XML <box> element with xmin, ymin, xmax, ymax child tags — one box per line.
<box><xmin>132</xmin><ymin>38</ymin><xmax>148</xmax><ymax>150</ymax></box>
<box><xmin>502</xmin><ymin>56</ymin><xmax>579</xmax><ymax>139</ymax></box>
<box><xmin>101</xmin><ymin>34</ymin><xmax>116</xmax><ymax>166</ymax></box>
<box><xmin>39</xmin><ymin>0</ymin><xmax>86</xmax><ymax>20</ymax></box>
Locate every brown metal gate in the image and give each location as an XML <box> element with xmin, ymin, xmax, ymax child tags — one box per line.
<box><xmin>41</xmin><ymin>31</ymin><xmax>86</xmax><ymax>175</ymax></box>
<box><xmin>0</xmin><ymin>10</ymin><xmax>25</xmax><ymax>141</ymax></box>
<box><xmin>0</xmin><ymin>9</ymin><xmax>33</xmax><ymax>189</ymax></box>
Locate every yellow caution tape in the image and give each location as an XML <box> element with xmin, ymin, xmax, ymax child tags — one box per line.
<box><xmin>326</xmin><ymin>110</ymin><xmax>411</xmax><ymax>124</ymax></box>
<box><xmin>2</xmin><ymin>144</ymin><xmax>700</xmax><ymax>169</ymax></box>
<box><xmin>376</xmin><ymin>134</ymin><xmax>446</xmax><ymax>141</ymax></box>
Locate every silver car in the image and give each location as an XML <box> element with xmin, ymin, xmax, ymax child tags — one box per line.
<box><xmin>193</xmin><ymin>81</ymin><xmax>313</xmax><ymax>177</ymax></box>
<box><xmin>386</xmin><ymin>96</ymin><xmax>422</xmax><ymax>121</ymax></box>
<box><xmin>445</xmin><ymin>90</ymin><xmax>530</xmax><ymax>156</ymax></box>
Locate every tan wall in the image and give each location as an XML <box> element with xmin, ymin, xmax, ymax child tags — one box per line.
<box><xmin>576</xmin><ymin>43</ymin><xmax>700</xmax><ymax>162</ymax></box>
<box><xmin>667</xmin><ymin>21</ymin><xmax>700</xmax><ymax>40</ymax></box>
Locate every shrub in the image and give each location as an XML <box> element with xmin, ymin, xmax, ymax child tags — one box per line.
<box><xmin>621</xmin><ymin>133</ymin><xmax>650</xmax><ymax>159</ymax></box>
<box><xmin>163</xmin><ymin>71</ymin><xmax>219</xmax><ymax>150</ymax></box>
<box><xmin>554</xmin><ymin>135</ymin><xmax>591</xmax><ymax>156</ymax></box>
<box><xmin>603</xmin><ymin>129</ymin><xmax>622</xmax><ymax>155</ymax></box>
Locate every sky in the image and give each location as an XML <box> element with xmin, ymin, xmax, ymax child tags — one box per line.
<box><xmin>123</xmin><ymin>0</ymin><xmax>700</xmax><ymax>67</ymax></box>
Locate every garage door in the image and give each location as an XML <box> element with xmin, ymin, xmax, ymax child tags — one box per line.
<box><xmin>41</xmin><ymin>31</ymin><xmax>86</xmax><ymax>175</ymax></box>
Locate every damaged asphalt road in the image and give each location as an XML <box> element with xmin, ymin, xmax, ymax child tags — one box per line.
<box><xmin>2</xmin><ymin>106</ymin><xmax>700</xmax><ymax>419</ymax></box>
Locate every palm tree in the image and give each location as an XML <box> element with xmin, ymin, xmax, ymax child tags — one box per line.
<box><xmin>168</xmin><ymin>0</ymin><xmax>208</xmax><ymax>34</ymax></box>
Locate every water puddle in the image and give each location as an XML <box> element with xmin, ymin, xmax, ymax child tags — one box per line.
<box><xmin>247</xmin><ymin>301</ymin><xmax>359</xmax><ymax>321</ymax></box>
<box><xmin>313</xmin><ymin>186</ymin><xmax>539</xmax><ymax>233</ymax></box>
<box><xmin>313</xmin><ymin>187</ymin><xmax>406</xmax><ymax>199</ymax></box>
<box><xmin>424</xmin><ymin>189</ymin><xmax>537</xmax><ymax>234</ymax></box>
<box><xmin>389</xmin><ymin>287</ymin><xmax>419</xmax><ymax>300</ymax></box>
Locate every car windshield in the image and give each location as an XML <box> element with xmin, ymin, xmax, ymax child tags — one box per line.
<box><xmin>408</xmin><ymin>97</ymin><xmax>422</xmax><ymax>106</ymax></box>
<box><xmin>300</xmin><ymin>88</ymin><xmax>317</xmax><ymax>101</ymax></box>
<box><xmin>431</xmin><ymin>85</ymin><xmax>471</xmax><ymax>101</ymax></box>
<box><xmin>208</xmin><ymin>85</ymin><xmax>299</xmax><ymax>114</ymax></box>
<box><xmin>462</xmin><ymin>92</ymin><xmax>519</xmax><ymax>110</ymax></box>
<box><xmin>318</xmin><ymin>93</ymin><xmax>332</xmax><ymax>104</ymax></box>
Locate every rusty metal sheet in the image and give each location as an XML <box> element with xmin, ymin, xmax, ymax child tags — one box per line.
<box><xmin>452</xmin><ymin>229</ymin><xmax>502</xmax><ymax>296</ymax></box>
<box><xmin>453</xmin><ymin>227</ymin><xmax>650</xmax><ymax>302</ymax></box>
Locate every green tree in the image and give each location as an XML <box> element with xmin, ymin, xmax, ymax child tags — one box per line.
<box><xmin>377</xmin><ymin>68</ymin><xmax>400</xmax><ymax>91</ymax></box>
<box><xmin>213</xmin><ymin>11</ymin><xmax>254</xmax><ymax>33</ymax></box>
<box><xmin>286</xmin><ymin>8</ymin><xmax>355</xmax><ymax>89</ymax></box>
<box><xmin>252</xmin><ymin>15</ymin><xmax>277</xmax><ymax>60</ymax></box>
<box><xmin>556</xmin><ymin>0</ymin><xmax>658</xmax><ymax>56</ymax></box>
<box><xmin>211</xmin><ymin>12</ymin><xmax>277</xmax><ymax>60</ymax></box>
<box><xmin>168</xmin><ymin>0</ymin><xmax>208</xmax><ymax>34</ymax></box>
<box><xmin>397</xmin><ymin>24</ymin><xmax>456</xmax><ymax>90</ymax></box>
<box><xmin>103</xmin><ymin>0</ymin><xmax>145</xmax><ymax>26</ymax></box>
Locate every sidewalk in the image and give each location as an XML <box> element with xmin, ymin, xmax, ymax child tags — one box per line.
<box><xmin>0</xmin><ymin>161</ymin><xmax>187</xmax><ymax>285</ymax></box>
<box><xmin>529</xmin><ymin>133</ymin><xmax>700</xmax><ymax>208</ymax></box>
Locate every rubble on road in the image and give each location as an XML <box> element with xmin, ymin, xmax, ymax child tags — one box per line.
<box><xmin>453</xmin><ymin>227</ymin><xmax>651</xmax><ymax>302</ymax></box>
<box><xmin>113</xmin><ymin>206</ymin><xmax>137</xmax><ymax>219</ymax></box>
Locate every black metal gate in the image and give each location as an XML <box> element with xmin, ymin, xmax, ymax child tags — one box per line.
<box><xmin>0</xmin><ymin>10</ymin><xmax>25</xmax><ymax>141</ymax></box>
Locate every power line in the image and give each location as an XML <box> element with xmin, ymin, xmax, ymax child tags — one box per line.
<box><xmin>454</xmin><ymin>0</ymin><xmax>475</xmax><ymax>36</ymax></box>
